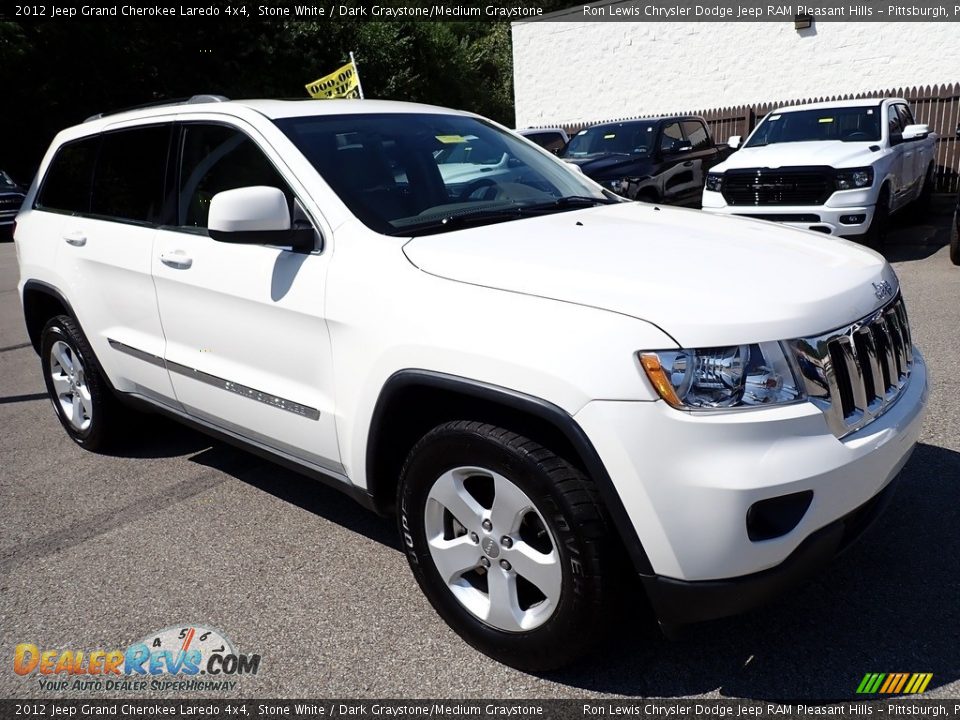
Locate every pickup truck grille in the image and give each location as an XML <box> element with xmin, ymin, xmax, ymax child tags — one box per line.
<box><xmin>788</xmin><ymin>295</ymin><xmax>913</xmax><ymax>438</ymax></box>
<box><xmin>0</xmin><ymin>193</ymin><xmax>24</xmax><ymax>217</ymax></box>
<box><xmin>721</xmin><ymin>168</ymin><xmax>833</xmax><ymax>206</ymax></box>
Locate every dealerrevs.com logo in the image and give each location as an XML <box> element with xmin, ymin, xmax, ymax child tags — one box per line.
<box><xmin>13</xmin><ymin>625</ymin><xmax>261</xmax><ymax>692</ymax></box>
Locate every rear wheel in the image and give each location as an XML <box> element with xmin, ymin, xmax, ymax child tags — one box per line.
<box><xmin>40</xmin><ymin>315</ymin><xmax>127</xmax><ymax>451</ymax></box>
<box><xmin>398</xmin><ymin>421</ymin><xmax>616</xmax><ymax>671</ymax></box>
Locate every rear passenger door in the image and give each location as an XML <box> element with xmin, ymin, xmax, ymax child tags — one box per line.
<box><xmin>885</xmin><ymin>104</ymin><xmax>908</xmax><ymax>208</ymax></box>
<box><xmin>657</xmin><ymin>121</ymin><xmax>699</xmax><ymax>206</ymax></box>
<box><xmin>895</xmin><ymin>103</ymin><xmax>921</xmax><ymax>196</ymax></box>
<box><xmin>680</xmin><ymin>120</ymin><xmax>717</xmax><ymax>206</ymax></box>
<box><xmin>151</xmin><ymin>120</ymin><xmax>343</xmax><ymax>477</ymax></box>
<box><xmin>36</xmin><ymin>123</ymin><xmax>178</xmax><ymax>405</ymax></box>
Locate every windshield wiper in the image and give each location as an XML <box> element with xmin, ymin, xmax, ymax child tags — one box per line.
<box><xmin>398</xmin><ymin>197</ymin><xmax>616</xmax><ymax>237</ymax></box>
<box><xmin>520</xmin><ymin>195</ymin><xmax>618</xmax><ymax>212</ymax></box>
<box><xmin>401</xmin><ymin>207</ymin><xmax>527</xmax><ymax>237</ymax></box>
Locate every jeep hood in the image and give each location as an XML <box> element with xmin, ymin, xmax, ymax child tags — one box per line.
<box><xmin>402</xmin><ymin>202</ymin><xmax>897</xmax><ymax>348</ymax></box>
<box><xmin>716</xmin><ymin>141</ymin><xmax>877</xmax><ymax>172</ymax></box>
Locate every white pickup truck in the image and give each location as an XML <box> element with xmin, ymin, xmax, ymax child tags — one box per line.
<box><xmin>703</xmin><ymin>98</ymin><xmax>937</xmax><ymax>244</ymax></box>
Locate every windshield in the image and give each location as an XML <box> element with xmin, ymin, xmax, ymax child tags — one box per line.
<box><xmin>561</xmin><ymin>122</ymin><xmax>657</xmax><ymax>158</ymax></box>
<box><xmin>746</xmin><ymin>106</ymin><xmax>882</xmax><ymax>147</ymax></box>
<box><xmin>275</xmin><ymin>113</ymin><xmax>614</xmax><ymax>236</ymax></box>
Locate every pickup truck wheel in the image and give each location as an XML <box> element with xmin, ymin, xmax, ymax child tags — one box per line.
<box><xmin>864</xmin><ymin>186</ymin><xmax>890</xmax><ymax>248</ymax></box>
<box><xmin>950</xmin><ymin>210</ymin><xmax>960</xmax><ymax>266</ymax></box>
<box><xmin>398</xmin><ymin>421</ymin><xmax>613</xmax><ymax>670</ymax></box>
<box><xmin>913</xmin><ymin>164</ymin><xmax>934</xmax><ymax>216</ymax></box>
<box><xmin>40</xmin><ymin>315</ymin><xmax>125</xmax><ymax>451</ymax></box>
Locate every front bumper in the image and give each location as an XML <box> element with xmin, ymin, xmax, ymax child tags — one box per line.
<box><xmin>642</xmin><ymin>475</ymin><xmax>898</xmax><ymax>625</ymax></box>
<box><xmin>701</xmin><ymin>189</ymin><xmax>874</xmax><ymax>237</ymax></box>
<box><xmin>574</xmin><ymin>348</ymin><xmax>927</xmax><ymax>620</ymax></box>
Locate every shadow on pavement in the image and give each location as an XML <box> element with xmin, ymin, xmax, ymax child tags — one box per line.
<box><xmin>114</xmin><ymin>414</ymin><xmax>401</xmax><ymax>550</ymax></box>
<box><xmin>880</xmin><ymin>204</ymin><xmax>951</xmax><ymax>263</ymax></box>
<box><xmin>119</xmin><ymin>406</ymin><xmax>959</xmax><ymax>700</ymax></box>
<box><xmin>544</xmin><ymin>443</ymin><xmax>960</xmax><ymax>700</ymax></box>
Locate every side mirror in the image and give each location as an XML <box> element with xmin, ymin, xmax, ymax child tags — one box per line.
<box><xmin>727</xmin><ymin>135</ymin><xmax>741</xmax><ymax>150</ymax></box>
<box><xmin>901</xmin><ymin>124</ymin><xmax>931</xmax><ymax>141</ymax></box>
<box><xmin>208</xmin><ymin>186</ymin><xmax>315</xmax><ymax>252</ymax></box>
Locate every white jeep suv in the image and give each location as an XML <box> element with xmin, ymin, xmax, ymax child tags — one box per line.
<box><xmin>14</xmin><ymin>97</ymin><xmax>928</xmax><ymax>670</ymax></box>
<box><xmin>703</xmin><ymin>98</ymin><xmax>937</xmax><ymax>243</ymax></box>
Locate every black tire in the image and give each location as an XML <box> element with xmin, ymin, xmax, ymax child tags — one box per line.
<box><xmin>864</xmin><ymin>186</ymin><xmax>890</xmax><ymax>248</ymax></box>
<box><xmin>913</xmin><ymin>164</ymin><xmax>934</xmax><ymax>216</ymax></box>
<box><xmin>398</xmin><ymin>421</ymin><xmax>615</xmax><ymax>671</ymax></box>
<box><xmin>40</xmin><ymin>315</ymin><xmax>126</xmax><ymax>451</ymax></box>
<box><xmin>950</xmin><ymin>211</ymin><xmax>960</xmax><ymax>266</ymax></box>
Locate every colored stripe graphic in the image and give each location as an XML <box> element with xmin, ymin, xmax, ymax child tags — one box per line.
<box><xmin>857</xmin><ymin>672</ymin><xmax>932</xmax><ymax>694</ymax></box>
<box><xmin>893</xmin><ymin>673</ymin><xmax>910</xmax><ymax>693</ymax></box>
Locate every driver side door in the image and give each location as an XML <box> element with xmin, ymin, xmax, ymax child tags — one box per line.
<box><xmin>152</xmin><ymin>120</ymin><xmax>343</xmax><ymax>478</ymax></box>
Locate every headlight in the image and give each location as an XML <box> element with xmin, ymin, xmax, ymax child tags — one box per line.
<box><xmin>835</xmin><ymin>167</ymin><xmax>873</xmax><ymax>190</ymax></box>
<box><xmin>639</xmin><ymin>342</ymin><xmax>804</xmax><ymax>410</ymax></box>
<box><xmin>705</xmin><ymin>173</ymin><xmax>723</xmax><ymax>192</ymax></box>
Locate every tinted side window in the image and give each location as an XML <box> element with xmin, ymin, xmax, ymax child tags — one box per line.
<box><xmin>526</xmin><ymin>132</ymin><xmax>566</xmax><ymax>153</ymax></box>
<box><xmin>887</xmin><ymin>106</ymin><xmax>903</xmax><ymax>136</ymax></box>
<box><xmin>896</xmin><ymin>104</ymin><xmax>915</xmax><ymax>128</ymax></box>
<box><xmin>178</xmin><ymin>124</ymin><xmax>294</xmax><ymax>230</ymax></box>
<box><xmin>90</xmin><ymin>125</ymin><xmax>170</xmax><ymax>224</ymax></box>
<box><xmin>660</xmin><ymin>123</ymin><xmax>683</xmax><ymax>153</ymax></box>
<box><xmin>36</xmin><ymin>137</ymin><xmax>99</xmax><ymax>214</ymax></box>
<box><xmin>681</xmin><ymin>121</ymin><xmax>710</xmax><ymax>151</ymax></box>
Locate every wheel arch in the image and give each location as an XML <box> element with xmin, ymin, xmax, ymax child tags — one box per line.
<box><xmin>365</xmin><ymin>369</ymin><xmax>655</xmax><ymax>575</ymax></box>
<box><xmin>22</xmin><ymin>280</ymin><xmax>76</xmax><ymax>355</ymax></box>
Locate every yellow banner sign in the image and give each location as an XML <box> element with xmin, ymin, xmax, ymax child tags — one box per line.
<box><xmin>305</xmin><ymin>61</ymin><xmax>361</xmax><ymax>100</ymax></box>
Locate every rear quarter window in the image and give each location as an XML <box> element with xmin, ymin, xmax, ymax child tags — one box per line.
<box><xmin>90</xmin><ymin>125</ymin><xmax>170</xmax><ymax>224</ymax></box>
<box><xmin>35</xmin><ymin>137</ymin><xmax>100</xmax><ymax>214</ymax></box>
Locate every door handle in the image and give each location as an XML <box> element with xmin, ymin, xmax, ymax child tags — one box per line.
<box><xmin>160</xmin><ymin>251</ymin><xmax>193</xmax><ymax>270</ymax></box>
<box><xmin>63</xmin><ymin>232</ymin><xmax>86</xmax><ymax>247</ymax></box>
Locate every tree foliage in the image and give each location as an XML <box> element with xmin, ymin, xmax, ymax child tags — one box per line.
<box><xmin>0</xmin><ymin>17</ymin><xmax>521</xmax><ymax>180</ymax></box>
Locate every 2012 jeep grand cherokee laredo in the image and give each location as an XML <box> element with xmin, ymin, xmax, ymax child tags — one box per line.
<box><xmin>702</xmin><ymin>98</ymin><xmax>937</xmax><ymax>244</ymax></box>
<box><xmin>14</xmin><ymin>98</ymin><xmax>928</xmax><ymax>671</ymax></box>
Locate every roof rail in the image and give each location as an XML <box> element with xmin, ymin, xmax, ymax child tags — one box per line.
<box><xmin>84</xmin><ymin>95</ymin><xmax>229</xmax><ymax>123</ymax></box>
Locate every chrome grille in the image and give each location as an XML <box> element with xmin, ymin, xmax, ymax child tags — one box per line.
<box><xmin>788</xmin><ymin>295</ymin><xmax>913</xmax><ymax>438</ymax></box>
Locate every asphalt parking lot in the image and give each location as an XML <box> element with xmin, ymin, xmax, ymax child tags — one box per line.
<box><xmin>1</xmin><ymin>207</ymin><xmax>958</xmax><ymax>701</ymax></box>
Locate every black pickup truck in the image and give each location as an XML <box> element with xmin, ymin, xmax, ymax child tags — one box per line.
<box><xmin>0</xmin><ymin>170</ymin><xmax>26</xmax><ymax>238</ymax></box>
<box><xmin>559</xmin><ymin>115</ymin><xmax>734</xmax><ymax>206</ymax></box>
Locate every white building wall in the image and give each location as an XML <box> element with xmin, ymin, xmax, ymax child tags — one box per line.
<box><xmin>512</xmin><ymin>20</ymin><xmax>960</xmax><ymax>127</ymax></box>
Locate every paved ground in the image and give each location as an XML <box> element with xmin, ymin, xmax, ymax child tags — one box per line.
<box><xmin>1</xmin><ymin>209</ymin><xmax>958</xmax><ymax>701</ymax></box>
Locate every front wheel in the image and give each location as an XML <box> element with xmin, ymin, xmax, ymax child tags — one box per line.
<box><xmin>398</xmin><ymin>421</ymin><xmax>616</xmax><ymax>671</ymax></box>
<box><xmin>863</xmin><ymin>186</ymin><xmax>890</xmax><ymax>248</ymax></box>
<box><xmin>913</xmin><ymin>164</ymin><xmax>934</xmax><ymax>216</ymax></box>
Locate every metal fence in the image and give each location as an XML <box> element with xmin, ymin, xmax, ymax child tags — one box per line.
<box><xmin>559</xmin><ymin>83</ymin><xmax>960</xmax><ymax>192</ymax></box>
